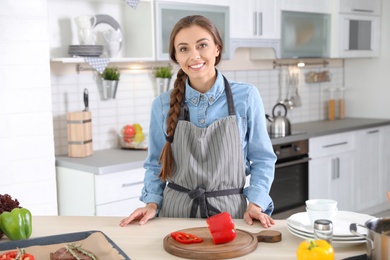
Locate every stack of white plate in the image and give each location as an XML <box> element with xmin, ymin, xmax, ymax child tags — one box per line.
<box><xmin>68</xmin><ymin>45</ymin><xmax>104</xmax><ymax>57</ymax></box>
<box><xmin>286</xmin><ymin>211</ymin><xmax>373</xmax><ymax>247</ymax></box>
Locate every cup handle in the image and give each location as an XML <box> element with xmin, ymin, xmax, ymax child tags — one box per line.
<box><xmin>90</xmin><ymin>15</ymin><xmax>97</xmax><ymax>28</ymax></box>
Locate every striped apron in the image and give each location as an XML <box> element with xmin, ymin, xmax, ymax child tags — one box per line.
<box><xmin>158</xmin><ymin>77</ymin><xmax>247</xmax><ymax>218</ymax></box>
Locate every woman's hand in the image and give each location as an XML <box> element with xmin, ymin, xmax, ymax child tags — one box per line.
<box><xmin>119</xmin><ymin>203</ymin><xmax>158</xmax><ymax>226</ymax></box>
<box><xmin>243</xmin><ymin>202</ymin><xmax>275</xmax><ymax>228</ymax></box>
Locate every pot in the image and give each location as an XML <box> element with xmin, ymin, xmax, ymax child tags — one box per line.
<box><xmin>265</xmin><ymin>103</ymin><xmax>291</xmax><ymax>138</ymax></box>
<box><xmin>350</xmin><ymin>217</ymin><xmax>390</xmax><ymax>260</ymax></box>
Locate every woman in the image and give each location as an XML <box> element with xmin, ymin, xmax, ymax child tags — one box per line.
<box><xmin>120</xmin><ymin>15</ymin><xmax>276</xmax><ymax>228</ymax></box>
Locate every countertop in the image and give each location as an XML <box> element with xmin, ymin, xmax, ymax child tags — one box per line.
<box><xmin>0</xmin><ymin>216</ymin><xmax>366</xmax><ymax>260</ymax></box>
<box><xmin>56</xmin><ymin>117</ymin><xmax>390</xmax><ymax>174</ymax></box>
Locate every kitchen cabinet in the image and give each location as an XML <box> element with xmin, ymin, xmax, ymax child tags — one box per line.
<box><xmin>309</xmin><ymin>132</ymin><xmax>357</xmax><ymax>211</ymax></box>
<box><xmin>56</xmin><ymin>166</ymin><xmax>145</xmax><ymax>216</ymax></box>
<box><xmin>155</xmin><ymin>1</ymin><xmax>230</xmax><ymax>60</ymax></box>
<box><xmin>280</xmin><ymin>0</ymin><xmax>332</xmax><ymax>14</ymax></box>
<box><xmin>355</xmin><ymin>126</ymin><xmax>390</xmax><ymax>211</ymax></box>
<box><xmin>230</xmin><ymin>0</ymin><xmax>281</xmax><ymax>39</ymax></box>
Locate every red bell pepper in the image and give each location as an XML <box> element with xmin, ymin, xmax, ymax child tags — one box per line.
<box><xmin>171</xmin><ymin>232</ymin><xmax>203</xmax><ymax>244</ymax></box>
<box><xmin>206</xmin><ymin>212</ymin><xmax>236</xmax><ymax>244</ymax></box>
<box><xmin>0</xmin><ymin>248</ymin><xmax>35</xmax><ymax>260</ymax></box>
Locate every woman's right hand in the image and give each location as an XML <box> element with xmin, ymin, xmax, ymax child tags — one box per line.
<box><xmin>119</xmin><ymin>203</ymin><xmax>158</xmax><ymax>226</ymax></box>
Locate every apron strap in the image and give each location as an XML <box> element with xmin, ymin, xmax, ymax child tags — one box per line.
<box><xmin>179</xmin><ymin>75</ymin><xmax>235</xmax><ymax>121</ymax></box>
<box><xmin>167</xmin><ymin>182</ymin><xmax>243</xmax><ymax>218</ymax></box>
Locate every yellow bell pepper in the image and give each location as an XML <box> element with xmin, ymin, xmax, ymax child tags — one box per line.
<box><xmin>296</xmin><ymin>240</ymin><xmax>334</xmax><ymax>260</ymax></box>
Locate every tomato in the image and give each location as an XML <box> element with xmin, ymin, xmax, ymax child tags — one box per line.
<box><xmin>122</xmin><ymin>125</ymin><xmax>136</xmax><ymax>138</ymax></box>
<box><xmin>171</xmin><ymin>232</ymin><xmax>203</xmax><ymax>244</ymax></box>
<box><xmin>0</xmin><ymin>250</ymin><xmax>35</xmax><ymax>260</ymax></box>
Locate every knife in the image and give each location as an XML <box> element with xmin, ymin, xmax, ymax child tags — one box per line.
<box><xmin>83</xmin><ymin>88</ymin><xmax>89</xmax><ymax>112</ymax></box>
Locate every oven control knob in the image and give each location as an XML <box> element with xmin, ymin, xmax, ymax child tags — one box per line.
<box><xmin>275</xmin><ymin>150</ymin><xmax>280</xmax><ymax>155</ymax></box>
<box><xmin>294</xmin><ymin>146</ymin><xmax>301</xmax><ymax>152</ymax></box>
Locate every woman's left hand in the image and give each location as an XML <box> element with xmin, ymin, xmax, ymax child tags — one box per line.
<box><xmin>243</xmin><ymin>202</ymin><xmax>275</xmax><ymax>228</ymax></box>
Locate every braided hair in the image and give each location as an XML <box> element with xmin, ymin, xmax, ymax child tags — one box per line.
<box><xmin>158</xmin><ymin>15</ymin><xmax>224</xmax><ymax>180</ymax></box>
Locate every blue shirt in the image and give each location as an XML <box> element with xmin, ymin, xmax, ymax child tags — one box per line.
<box><xmin>140</xmin><ymin>70</ymin><xmax>277</xmax><ymax>215</ymax></box>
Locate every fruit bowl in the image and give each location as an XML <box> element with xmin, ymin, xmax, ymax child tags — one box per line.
<box><xmin>118</xmin><ymin>133</ymin><xmax>148</xmax><ymax>150</ymax></box>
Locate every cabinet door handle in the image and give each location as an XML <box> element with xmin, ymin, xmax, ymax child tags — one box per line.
<box><xmin>331</xmin><ymin>158</ymin><xmax>337</xmax><ymax>180</ymax></box>
<box><xmin>336</xmin><ymin>157</ymin><xmax>340</xmax><ymax>179</ymax></box>
<box><xmin>122</xmin><ymin>181</ymin><xmax>143</xmax><ymax>188</ymax></box>
<box><xmin>352</xmin><ymin>8</ymin><xmax>374</xmax><ymax>13</ymax></box>
<box><xmin>323</xmin><ymin>141</ymin><xmax>348</xmax><ymax>148</ymax></box>
<box><xmin>258</xmin><ymin>12</ymin><xmax>263</xmax><ymax>36</ymax></box>
<box><xmin>367</xmin><ymin>130</ymin><xmax>379</xmax><ymax>134</ymax></box>
<box><xmin>253</xmin><ymin>12</ymin><xmax>257</xmax><ymax>36</ymax></box>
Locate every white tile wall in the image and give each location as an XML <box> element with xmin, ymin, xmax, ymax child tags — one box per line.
<box><xmin>51</xmin><ymin>65</ymin><xmax>344</xmax><ymax>155</ymax></box>
<box><xmin>0</xmin><ymin>0</ymin><xmax>58</xmax><ymax>215</ymax></box>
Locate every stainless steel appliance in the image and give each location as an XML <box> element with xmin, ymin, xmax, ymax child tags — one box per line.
<box><xmin>270</xmin><ymin>139</ymin><xmax>310</xmax><ymax>217</ymax></box>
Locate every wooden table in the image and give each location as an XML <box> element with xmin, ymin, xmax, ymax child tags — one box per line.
<box><xmin>3</xmin><ymin>216</ymin><xmax>366</xmax><ymax>260</ymax></box>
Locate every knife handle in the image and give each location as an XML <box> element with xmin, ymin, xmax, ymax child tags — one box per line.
<box><xmin>83</xmin><ymin>88</ymin><xmax>89</xmax><ymax>111</ymax></box>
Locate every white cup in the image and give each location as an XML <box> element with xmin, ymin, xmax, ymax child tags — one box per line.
<box><xmin>307</xmin><ymin>207</ymin><xmax>338</xmax><ymax>227</ymax></box>
<box><xmin>78</xmin><ymin>28</ymin><xmax>96</xmax><ymax>45</ymax></box>
<box><xmin>74</xmin><ymin>15</ymin><xmax>97</xmax><ymax>30</ymax></box>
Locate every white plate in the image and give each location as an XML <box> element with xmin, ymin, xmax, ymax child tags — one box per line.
<box><xmin>287</xmin><ymin>226</ymin><xmax>367</xmax><ymax>248</ymax></box>
<box><xmin>287</xmin><ymin>211</ymin><xmax>373</xmax><ymax>237</ymax></box>
<box><xmin>287</xmin><ymin>223</ymin><xmax>365</xmax><ymax>241</ymax></box>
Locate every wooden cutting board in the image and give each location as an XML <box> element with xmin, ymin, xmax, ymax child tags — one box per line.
<box><xmin>163</xmin><ymin>227</ymin><xmax>282</xmax><ymax>259</ymax></box>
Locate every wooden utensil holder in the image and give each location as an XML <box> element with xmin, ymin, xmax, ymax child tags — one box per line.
<box><xmin>67</xmin><ymin>111</ymin><xmax>93</xmax><ymax>157</ymax></box>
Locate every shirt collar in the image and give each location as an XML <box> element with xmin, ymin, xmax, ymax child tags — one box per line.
<box><xmin>185</xmin><ymin>69</ymin><xmax>225</xmax><ymax>106</ymax></box>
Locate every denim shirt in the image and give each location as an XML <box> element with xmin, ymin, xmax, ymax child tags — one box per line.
<box><xmin>140</xmin><ymin>70</ymin><xmax>277</xmax><ymax>215</ymax></box>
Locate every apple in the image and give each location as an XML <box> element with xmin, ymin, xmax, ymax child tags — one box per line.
<box><xmin>122</xmin><ymin>125</ymin><xmax>136</xmax><ymax>138</ymax></box>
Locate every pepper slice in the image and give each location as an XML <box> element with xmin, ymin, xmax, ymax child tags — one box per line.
<box><xmin>206</xmin><ymin>212</ymin><xmax>236</xmax><ymax>244</ymax></box>
<box><xmin>171</xmin><ymin>232</ymin><xmax>203</xmax><ymax>244</ymax></box>
<box><xmin>0</xmin><ymin>248</ymin><xmax>35</xmax><ymax>260</ymax></box>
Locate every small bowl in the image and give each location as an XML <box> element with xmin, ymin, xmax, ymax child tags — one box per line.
<box><xmin>118</xmin><ymin>134</ymin><xmax>148</xmax><ymax>150</ymax></box>
<box><xmin>305</xmin><ymin>199</ymin><xmax>338</xmax><ymax>211</ymax></box>
<box><xmin>306</xmin><ymin>207</ymin><xmax>338</xmax><ymax>226</ymax></box>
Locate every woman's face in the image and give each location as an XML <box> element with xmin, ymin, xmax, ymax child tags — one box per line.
<box><xmin>174</xmin><ymin>25</ymin><xmax>220</xmax><ymax>84</ymax></box>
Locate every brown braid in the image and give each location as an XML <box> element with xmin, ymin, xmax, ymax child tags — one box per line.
<box><xmin>158</xmin><ymin>15</ymin><xmax>224</xmax><ymax>180</ymax></box>
<box><xmin>158</xmin><ymin>69</ymin><xmax>187</xmax><ymax>180</ymax></box>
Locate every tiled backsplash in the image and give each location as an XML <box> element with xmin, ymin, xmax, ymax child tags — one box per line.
<box><xmin>51</xmin><ymin>65</ymin><xmax>343</xmax><ymax>156</ymax></box>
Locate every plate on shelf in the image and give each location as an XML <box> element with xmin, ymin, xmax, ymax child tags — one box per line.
<box><xmin>287</xmin><ymin>211</ymin><xmax>373</xmax><ymax>237</ymax></box>
<box><xmin>68</xmin><ymin>45</ymin><xmax>104</xmax><ymax>57</ymax></box>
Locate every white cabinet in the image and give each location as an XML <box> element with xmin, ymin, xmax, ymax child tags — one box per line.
<box><xmin>56</xmin><ymin>167</ymin><xmax>145</xmax><ymax>216</ymax></box>
<box><xmin>230</xmin><ymin>0</ymin><xmax>280</xmax><ymax>39</ymax></box>
<box><xmin>309</xmin><ymin>132</ymin><xmax>357</xmax><ymax>211</ymax></box>
<box><xmin>280</xmin><ymin>0</ymin><xmax>333</xmax><ymax>14</ymax></box>
<box><xmin>355</xmin><ymin>126</ymin><xmax>389</xmax><ymax>211</ymax></box>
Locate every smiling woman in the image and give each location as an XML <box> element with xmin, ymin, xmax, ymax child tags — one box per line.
<box><xmin>120</xmin><ymin>15</ymin><xmax>276</xmax><ymax>229</ymax></box>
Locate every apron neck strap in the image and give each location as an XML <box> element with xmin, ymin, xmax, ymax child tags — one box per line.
<box><xmin>179</xmin><ymin>75</ymin><xmax>235</xmax><ymax>121</ymax></box>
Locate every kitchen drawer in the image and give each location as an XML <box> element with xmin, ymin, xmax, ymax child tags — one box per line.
<box><xmin>309</xmin><ymin>131</ymin><xmax>356</xmax><ymax>158</ymax></box>
<box><xmin>96</xmin><ymin>198</ymin><xmax>145</xmax><ymax>217</ymax></box>
<box><xmin>95</xmin><ymin>168</ymin><xmax>144</xmax><ymax>205</ymax></box>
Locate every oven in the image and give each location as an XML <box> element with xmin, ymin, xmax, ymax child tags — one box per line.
<box><xmin>269</xmin><ymin>139</ymin><xmax>310</xmax><ymax>217</ymax></box>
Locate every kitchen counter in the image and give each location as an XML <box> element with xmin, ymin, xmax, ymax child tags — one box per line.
<box><xmin>4</xmin><ymin>216</ymin><xmax>366</xmax><ymax>260</ymax></box>
<box><xmin>271</xmin><ymin>117</ymin><xmax>390</xmax><ymax>145</ymax></box>
<box><xmin>55</xmin><ymin>117</ymin><xmax>390</xmax><ymax>173</ymax></box>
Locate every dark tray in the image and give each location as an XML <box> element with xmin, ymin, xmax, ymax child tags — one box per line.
<box><xmin>0</xmin><ymin>230</ymin><xmax>130</xmax><ymax>260</ymax></box>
